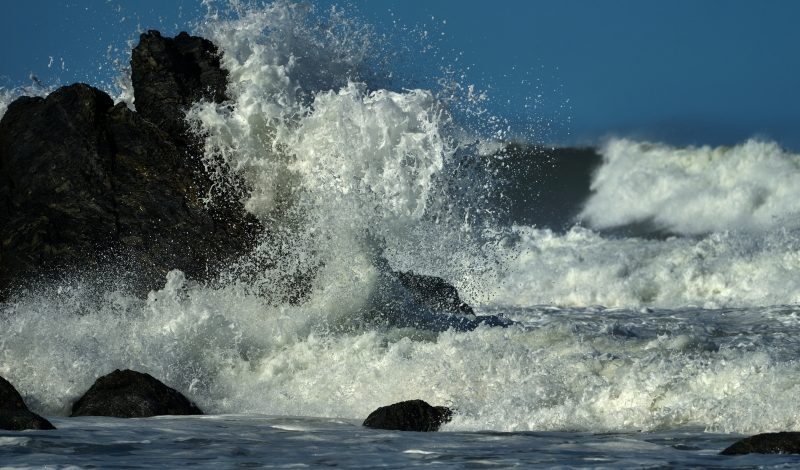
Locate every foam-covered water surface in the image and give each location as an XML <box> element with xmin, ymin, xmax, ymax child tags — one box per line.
<box><xmin>490</xmin><ymin>225</ymin><xmax>800</xmax><ymax>309</ymax></box>
<box><xmin>4</xmin><ymin>279</ymin><xmax>800</xmax><ymax>437</ymax></box>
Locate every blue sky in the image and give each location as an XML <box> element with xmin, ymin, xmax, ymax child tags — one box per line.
<box><xmin>2</xmin><ymin>1</ymin><xmax>799</xmax><ymax>149</ymax></box>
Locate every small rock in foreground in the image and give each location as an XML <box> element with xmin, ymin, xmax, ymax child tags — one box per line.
<box><xmin>0</xmin><ymin>375</ymin><xmax>55</xmax><ymax>430</ymax></box>
<box><xmin>721</xmin><ymin>432</ymin><xmax>800</xmax><ymax>455</ymax></box>
<box><xmin>363</xmin><ymin>399</ymin><xmax>452</xmax><ymax>432</ymax></box>
<box><xmin>70</xmin><ymin>369</ymin><xmax>203</xmax><ymax>418</ymax></box>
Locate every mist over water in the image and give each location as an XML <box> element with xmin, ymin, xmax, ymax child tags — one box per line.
<box><xmin>3</xmin><ymin>0</ymin><xmax>800</xmax><ymax>443</ymax></box>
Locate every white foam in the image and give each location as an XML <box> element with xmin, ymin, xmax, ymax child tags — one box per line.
<box><xmin>488</xmin><ymin>225</ymin><xmax>800</xmax><ymax>309</ymax></box>
<box><xmin>580</xmin><ymin>138</ymin><xmax>800</xmax><ymax>234</ymax></box>
<box><xmin>185</xmin><ymin>1</ymin><xmax>496</xmax><ymax>303</ymax></box>
<box><xmin>4</xmin><ymin>276</ymin><xmax>800</xmax><ymax>435</ymax></box>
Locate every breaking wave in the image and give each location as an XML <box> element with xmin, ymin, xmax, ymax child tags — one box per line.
<box><xmin>580</xmin><ymin>138</ymin><xmax>800</xmax><ymax>235</ymax></box>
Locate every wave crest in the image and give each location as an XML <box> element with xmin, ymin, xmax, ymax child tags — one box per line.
<box><xmin>580</xmin><ymin>138</ymin><xmax>800</xmax><ymax>235</ymax></box>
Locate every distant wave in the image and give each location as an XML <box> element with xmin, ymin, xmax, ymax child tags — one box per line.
<box><xmin>483</xmin><ymin>138</ymin><xmax>800</xmax><ymax>309</ymax></box>
<box><xmin>487</xmin><ymin>225</ymin><xmax>800</xmax><ymax>309</ymax></box>
<box><xmin>580</xmin><ymin>138</ymin><xmax>800</xmax><ymax>235</ymax></box>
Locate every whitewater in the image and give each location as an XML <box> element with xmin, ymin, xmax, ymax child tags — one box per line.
<box><xmin>3</xmin><ymin>1</ymin><xmax>800</xmax><ymax>468</ymax></box>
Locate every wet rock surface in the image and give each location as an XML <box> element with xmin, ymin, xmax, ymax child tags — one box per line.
<box><xmin>363</xmin><ymin>399</ymin><xmax>452</xmax><ymax>432</ymax></box>
<box><xmin>131</xmin><ymin>30</ymin><xmax>228</xmax><ymax>146</ymax></box>
<box><xmin>359</xmin><ymin>264</ymin><xmax>509</xmax><ymax>331</ymax></box>
<box><xmin>392</xmin><ymin>271</ymin><xmax>475</xmax><ymax>316</ymax></box>
<box><xmin>720</xmin><ymin>432</ymin><xmax>800</xmax><ymax>455</ymax></box>
<box><xmin>70</xmin><ymin>369</ymin><xmax>203</xmax><ymax>418</ymax></box>
<box><xmin>0</xmin><ymin>31</ymin><xmax>259</xmax><ymax>299</ymax></box>
<box><xmin>0</xmin><ymin>375</ymin><xmax>55</xmax><ymax>430</ymax></box>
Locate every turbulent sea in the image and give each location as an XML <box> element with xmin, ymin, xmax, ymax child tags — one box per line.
<box><xmin>3</xmin><ymin>2</ymin><xmax>800</xmax><ymax>468</ymax></box>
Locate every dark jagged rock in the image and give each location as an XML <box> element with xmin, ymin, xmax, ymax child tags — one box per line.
<box><xmin>363</xmin><ymin>400</ymin><xmax>452</xmax><ymax>432</ymax></box>
<box><xmin>392</xmin><ymin>271</ymin><xmax>475</xmax><ymax>316</ymax></box>
<box><xmin>721</xmin><ymin>432</ymin><xmax>800</xmax><ymax>455</ymax></box>
<box><xmin>0</xmin><ymin>29</ymin><xmax>262</xmax><ymax>298</ymax></box>
<box><xmin>70</xmin><ymin>369</ymin><xmax>202</xmax><ymax>418</ymax></box>
<box><xmin>0</xmin><ymin>375</ymin><xmax>55</xmax><ymax>430</ymax></box>
<box><xmin>131</xmin><ymin>30</ymin><xmax>228</xmax><ymax>146</ymax></box>
<box><xmin>0</xmin><ymin>83</ymin><xmax>259</xmax><ymax>297</ymax></box>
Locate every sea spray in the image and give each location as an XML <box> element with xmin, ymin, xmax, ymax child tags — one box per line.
<box><xmin>0</xmin><ymin>84</ymin><xmax>53</xmax><ymax>120</ymax></box>
<box><xmin>187</xmin><ymin>0</ymin><xmax>508</xmax><ymax>303</ymax></box>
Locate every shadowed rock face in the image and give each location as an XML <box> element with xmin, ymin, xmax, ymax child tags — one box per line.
<box><xmin>0</xmin><ymin>83</ymin><xmax>259</xmax><ymax>296</ymax></box>
<box><xmin>392</xmin><ymin>271</ymin><xmax>475</xmax><ymax>316</ymax></box>
<box><xmin>721</xmin><ymin>432</ymin><xmax>800</xmax><ymax>455</ymax></box>
<box><xmin>0</xmin><ymin>375</ymin><xmax>55</xmax><ymax>430</ymax></box>
<box><xmin>0</xmin><ymin>31</ymin><xmax>260</xmax><ymax>299</ymax></box>
<box><xmin>363</xmin><ymin>400</ymin><xmax>452</xmax><ymax>432</ymax></box>
<box><xmin>70</xmin><ymin>369</ymin><xmax>202</xmax><ymax>418</ymax></box>
<box><xmin>131</xmin><ymin>30</ymin><xmax>228</xmax><ymax>147</ymax></box>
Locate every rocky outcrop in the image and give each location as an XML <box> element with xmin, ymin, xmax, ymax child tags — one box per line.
<box><xmin>131</xmin><ymin>30</ymin><xmax>228</xmax><ymax>147</ymax></box>
<box><xmin>0</xmin><ymin>375</ymin><xmax>55</xmax><ymax>430</ymax></box>
<box><xmin>0</xmin><ymin>29</ymin><xmax>489</xmax><ymax>319</ymax></box>
<box><xmin>70</xmin><ymin>369</ymin><xmax>202</xmax><ymax>418</ymax></box>
<box><xmin>363</xmin><ymin>399</ymin><xmax>452</xmax><ymax>432</ymax></box>
<box><xmin>0</xmin><ymin>31</ymin><xmax>259</xmax><ymax>299</ymax></box>
<box><xmin>721</xmin><ymin>432</ymin><xmax>800</xmax><ymax>455</ymax></box>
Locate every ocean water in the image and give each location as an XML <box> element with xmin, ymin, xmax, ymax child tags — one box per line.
<box><xmin>3</xmin><ymin>1</ymin><xmax>800</xmax><ymax>468</ymax></box>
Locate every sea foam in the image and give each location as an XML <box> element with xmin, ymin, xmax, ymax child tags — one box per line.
<box><xmin>580</xmin><ymin>138</ymin><xmax>800</xmax><ymax>234</ymax></box>
<box><xmin>487</xmin><ymin>225</ymin><xmax>800</xmax><ymax>309</ymax></box>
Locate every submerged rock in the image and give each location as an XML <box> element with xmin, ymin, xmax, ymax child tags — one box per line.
<box><xmin>0</xmin><ymin>31</ymin><xmax>259</xmax><ymax>299</ymax></box>
<box><xmin>0</xmin><ymin>375</ymin><xmax>55</xmax><ymax>430</ymax></box>
<box><xmin>363</xmin><ymin>399</ymin><xmax>452</xmax><ymax>432</ymax></box>
<box><xmin>70</xmin><ymin>369</ymin><xmax>203</xmax><ymax>418</ymax></box>
<box><xmin>392</xmin><ymin>271</ymin><xmax>475</xmax><ymax>316</ymax></box>
<box><xmin>370</xmin><ymin>269</ymin><xmax>512</xmax><ymax>331</ymax></box>
<box><xmin>720</xmin><ymin>432</ymin><xmax>800</xmax><ymax>455</ymax></box>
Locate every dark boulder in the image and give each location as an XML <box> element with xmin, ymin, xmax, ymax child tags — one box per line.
<box><xmin>389</xmin><ymin>270</ymin><xmax>512</xmax><ymax>330</ymax></box>
<box><xmin>131</xmin><ymin>30</ymin><xmax>228</xmax><ymax>147</ymax></box>
<box><xmin>70</xmin><ymin>369</ymin><xmax>202</xmax><ymax>418</ymax></box>
<box><xmin>0</xmin><ymin>83</ymin><xmax>258</xmax><ymax>297</ymax></box>
<box><xmin>721</xmin><ymin>432</ymin><xmax>800</xmax><ymax>455</ymax></box>
<box><xmin>363</xmin><ymin>399</ymin><xmax>452</xmax><ymax>432</ymax></box>
<box><xmin>0</xmin><ymin>375</ymin><xmax>55</xmax><ymax>430</ymax></box>
<box><xmin>392</xmin><ymin>271</ymin><xmax>475</xmax><ymax>316</ymax></box>
<box><xmin>363</xmin><ymin>246</ymin><xmax>510</xmax><ymax>330</ymax></box>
